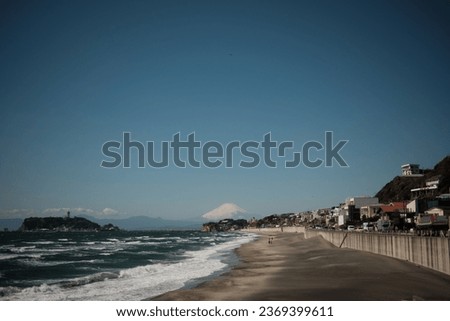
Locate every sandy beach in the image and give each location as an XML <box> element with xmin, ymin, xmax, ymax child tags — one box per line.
<box><xmin>150</xmin><ymin>231</ymin><xmax>450</xmax><ymax>300</ymax></box>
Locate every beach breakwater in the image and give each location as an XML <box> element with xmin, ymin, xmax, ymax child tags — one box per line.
<box><xmin>304</xmin><ymin>229</ymin><xmax>450</xmax><ymax>276</ymax></box>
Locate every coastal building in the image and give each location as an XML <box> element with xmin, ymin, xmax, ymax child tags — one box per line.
<box><xmin>345</xmin><ymin>196</ymin><xmax>379</xmax><ymax>209</ymax></box>
<box><xmin>425</xmin><ymin>207</ymin><xmax>449</xmax><ymax>216</ymax></box>
<box><xmin>342</xmin><ymin>196</ymin><xmax>379</xmax><ymax>223</ymax></box>
<box><xmin>379</xmin><ymin>202</ymin><xmax>406</xmax><ymax>213</ymax></box>
<box><xmin>360</xmin><ymin>202</ymin><xmax>407</xmax><ymax>219</ymax></box>
<box><xmin>401</xmin><ymin>163</ymin><xmax>422</xmax><ymax>176</ymax></box>
<box><xmin>378</xmin><ymin>202</ymin><xmax>407</xmax><ymax>221</ymax></box>
<box><xmin>406</xmin><ymin>199</ymin><xmax>417</xmax><ymax>213</ymax></box>
<box><xmin>360</xmin><ymin>204</ymin><xmax>383</xmax><ymax>219</ymax></box>
<box><xmin>330</xmin><ymin>206</ymin><xmax>346</xmax><ymax>226</ymax></box>
<box><xmin>299</xmin><ymin>211</ymin><xmax>314</xmax><ymax>222</ymax></box>
<box><xmin>411</xmin><ymin>176</ymin><xmax>441</xmax><ymax>198</ymax></box>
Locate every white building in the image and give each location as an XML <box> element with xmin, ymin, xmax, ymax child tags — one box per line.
<box><xmin>406</xmin><ymin>199</ymin><xmax>417</xmax><ymax>213</ymax></box>
<box><xmin>360</xmin><ymin>204</ymin><xmax>384</xmax><ymax>218</ymax></box>
<box><xmin>331</xmin><ymin>207</ymin><xmax>346</xmax><ymax>226</ymax></box>
<box><xmin>336</xmin><ymin>197</ymin><xmax>380</xmax><ymax>224</ymax></box>
<box><xmin>401</xmin><ymin>163</ymin><xmax>423</xmax><ymax>176</ymax></box>
<box><xmin>345</xmin><ymin>196</ymin><xmax>379</xmax><ymax>209</ymax></box>
<box><xmin>425</xmin><ymin>207</ymin><xmax>448</xmax><ymax>216</ymax></box>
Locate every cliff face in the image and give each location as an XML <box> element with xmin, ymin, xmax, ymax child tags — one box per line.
<box><xmin>375</xmin><ymin>176</ymin><xmax>424</xmax><ymax>202</ymax></box>
<box><xmin>376</xmin><ymin>155</ymin><xmax>450</xmax><ymax>203</ymax></box>
<box><xmin>19</xmin><ymin>216</ymin><xmax>119</xmax><ymax>232</ymax></box>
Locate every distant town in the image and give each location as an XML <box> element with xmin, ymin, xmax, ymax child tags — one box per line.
<box><xmin>203</xmin><ymin>156</ymin><xmax>450</xmax><ymax>237</ymax></box>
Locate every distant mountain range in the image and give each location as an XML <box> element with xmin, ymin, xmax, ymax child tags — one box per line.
<box><xmin>79</xmin><ymin>215</ymin><xmax>203</xmax><ymax>230</ymax></box>
<box><xmin>0</xmin><ymin>215</ymin><xmax>203</xmax><ymax>231</ymax></box>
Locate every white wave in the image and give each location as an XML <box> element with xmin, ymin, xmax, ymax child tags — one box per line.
<box><xmin>2</xmin><ymin>233</ymin><xmax>257</xmax><ymax>301</ymax></box>
<box><xmin>86</xmin><ymin>246</ymin><xmax>108</xmax><ymax>251</ymax></box>
<box><xmin>136</xmin><ymin>250</ymin><xmax>161</xmax><ymax>255</ymax></box>
<box><xmin>2</xmin><ymin>252</ymin><xmax>45</xmax><ymax>263</ymax></box>
<box><xmin>129</xmin><ymin>236</ymin><xmax>151</xmax><ymax>241</ymax></box>
<box><xmin>43</xmin><ymin>248</ymin><xmax>73</xmax><ymax>253</ymax></box>
<box><xmin>25</xmin><ymin>241</ymin><xmax>55</xmax><ymax>245</ymax></box>
<box><xmin>123</xmin><ymin>241</ymin><xmax>142</xmax><ymax>245</ymax></box>
<box><xmin>0</xmin><ymin>254</ymin><xmax>21</xmax><ymax>261</ymax></box>
<box><xmin>148</xmin><ymin>236</ymin><xmax>180</xmax><ymax>241</ymax></box>
<box><xmin>134</xmin><ymin>241</ymin><xmax>162</xmax><ymax>245</ymax></box>
<box><xmin>79</xmin><ymin>259</ymin><xmax>104</xmax><ymax>264</ymax></box>
<box><xmin>17</xmin><ymin>258</ymin><xmax>104</xmax><ymax>267</ymax></box>
<box><xmin>9</xmin><ymin>246</ymin><xmax>36</xmax><ymax>253</ymax></box>
<box><xmin>17</xmin><ymin>257</ymin><xmax>57</xmax><ymax>267</ymax></box>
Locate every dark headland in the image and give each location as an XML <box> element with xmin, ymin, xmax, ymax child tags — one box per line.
<box><xmin>18</xmin><ymin>215</ymin><xmax>120</xmax><ymax>232</ymax></box>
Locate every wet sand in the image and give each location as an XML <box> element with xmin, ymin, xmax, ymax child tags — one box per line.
<box><xmin>150</xmin><ymin>232</ymin><xmax>450</xmax><ymax>300</ymax></box>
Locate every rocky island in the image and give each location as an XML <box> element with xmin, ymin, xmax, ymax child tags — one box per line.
<box><xmin>19</xmin><ymin>212</ymin><xmax>120</xmax><ymax>232</ymax></box>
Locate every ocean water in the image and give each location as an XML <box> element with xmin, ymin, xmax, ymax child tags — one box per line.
<box><xmin>0</xmin><ymin>230</ymin><xmax>256</xmax><ymax>300</ymax></box>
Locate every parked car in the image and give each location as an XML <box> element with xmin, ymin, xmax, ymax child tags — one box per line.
<box><xmin>347</xmin><ymin>225</ymin><xmax>355</xmax><ymax>231</ymax></box>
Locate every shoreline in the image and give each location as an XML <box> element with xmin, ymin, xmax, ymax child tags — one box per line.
<box><xmin>149</xmin><ymin>230</ymin><xmax>450</xmax><ymax>300</ymax></box>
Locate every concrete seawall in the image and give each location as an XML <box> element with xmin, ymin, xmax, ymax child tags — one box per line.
<box><xmin>304</xmin><ymin>229</ymin><xmax>450</xmax><ymax>275</ymax></box>
<box><xmin>246</xmin><ymin>226</ymin><xmax>306</xmax><ymax>234</ymax></box>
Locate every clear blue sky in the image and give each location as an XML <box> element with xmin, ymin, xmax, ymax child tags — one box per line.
<box><xmin>1</xmin><ymin>0</ymin><xmax>449</xmax><ymax>220</ymax></box>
